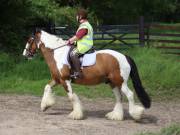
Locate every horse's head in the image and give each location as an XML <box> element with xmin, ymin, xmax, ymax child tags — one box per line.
<box><xmin>23</xmin><ymin>30</ymin><xmax>42</xmax><ymax>59</ymax></box>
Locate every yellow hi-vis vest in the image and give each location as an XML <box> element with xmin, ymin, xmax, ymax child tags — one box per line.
<box><xmin>76</xmin><ymin>21</ymin><xmax>93</xmax><ymax>54</ymax></box>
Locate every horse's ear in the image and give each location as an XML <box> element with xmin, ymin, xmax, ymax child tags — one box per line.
<box><xmin>33</xmin><ymin>28</ymin><xmax>42</xmax><ymax>35</ymax></box>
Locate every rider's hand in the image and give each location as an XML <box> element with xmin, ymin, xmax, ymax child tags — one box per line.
<box><xmin>65</xmin><ymin>40</ymin><xmax>71</xmax><ymax>46</ymax></box>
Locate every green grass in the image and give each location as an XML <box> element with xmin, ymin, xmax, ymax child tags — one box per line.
<box><xmin>0</xmin><ymin>45</ymin><xmax>179</xmax><ymax>101</ymax></box>
<box><xmin>136</xmin><ymin>124</ymin><xmax>180</xmax><ymax>135</ymax></box>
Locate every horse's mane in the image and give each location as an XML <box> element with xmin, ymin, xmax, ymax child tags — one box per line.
<box><xmin>41</xmin><ymin>30</ymin><xmax>66</xmax><ymax>49</ymax></box>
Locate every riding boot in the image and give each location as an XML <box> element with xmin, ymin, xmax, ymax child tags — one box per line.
<box><xmin>70</xmin><ymin>53</ymin><xmax>83</xmax><ymax>79</ymax></box>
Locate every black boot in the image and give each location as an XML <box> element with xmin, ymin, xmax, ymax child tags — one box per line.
<box><xmin>70</xmin><ymin>53</ymin><xmax>83</xmax><ymax>79</ymax></box>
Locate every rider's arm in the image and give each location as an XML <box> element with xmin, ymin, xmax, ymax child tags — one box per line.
<box><xmin>68</xmin><ymin>35</ymin><xmax>78</xmax><ymax>44</ymax></box>
<box><xmin>76</xmin><ymin>29</ymin><xmax>88</xmax><ymax>39</ymax></box>
<box><xmin>67</xmin><ymin>29</ymin><xmax>88</xmax><ymax>45</ymax></box>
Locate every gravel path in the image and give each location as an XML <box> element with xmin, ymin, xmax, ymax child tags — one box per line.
<box><xmin>0</xmin><ymin>95</ymin><xmax>179</xmax><ymax>135</ymax></box>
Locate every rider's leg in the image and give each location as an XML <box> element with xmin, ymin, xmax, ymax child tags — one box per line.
<box><xmin>70</xmin><ymin>48</ymin><xmax>83</xmax><ymax>79</ymax></box>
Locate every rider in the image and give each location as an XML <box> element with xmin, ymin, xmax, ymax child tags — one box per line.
<box><xmin>66</xmin><ymin>8</ymin><xmax>93</xmax><ymax>79</ymax></box>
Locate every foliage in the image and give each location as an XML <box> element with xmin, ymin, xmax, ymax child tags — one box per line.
<box><xmin>0</xmin><ymin>0</ymin><xmax>99</xmax><ymax>53</ymax></box>
<box><xmin>84</xmin><ymin>0</ymin><xmax>180</xmax><ymax>24</ymax></box>
<box><xmin>0</xmin><ymin>0</ymin><xmax>58</xmax><ymax>53</ymax></box>
<box><xmin>54</xmin><ymin>7</ymin><xmax>98</xmax><ymax>27</ymax></box>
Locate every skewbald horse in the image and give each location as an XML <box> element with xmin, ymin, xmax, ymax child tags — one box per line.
<box><xmin>23</xmin><ymin>30</ymin><xmax>151</xmax><ymax>120</ymax></box>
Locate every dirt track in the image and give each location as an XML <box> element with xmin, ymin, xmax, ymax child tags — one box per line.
<box><xmin>0</xmin><ymin>95</ymin><xmax>179</xmax><ymax>135</ymax></box>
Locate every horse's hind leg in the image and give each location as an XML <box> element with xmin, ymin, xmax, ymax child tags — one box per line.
<box><xmin>106</xmin><ymin>87</ymin><xmax>124</xmax><ymax>120</ymax></box>
<box><xmin>41</xmin><ymin>80</ymin><xmax>56</xmax><ymax>111</ymax></box>
<box><xmin>121</xmin><ymin>82</ymin><xmax>144</xmax><ymax>120</ymax></box>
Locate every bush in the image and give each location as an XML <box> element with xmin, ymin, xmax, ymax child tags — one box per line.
<box><xmin>0</xmin><ymin>52</ymin><xmax>15</xmax><ymax>73</ymax></box>
<box><xmin>54</xmin><ymin>7</ymin><xmax>98</xmax><ymax>28</ymax></box>
<box><xmin>0</xmin><ymin>0</ymin><xmax>98</xmax><ymax>54</ymax></box>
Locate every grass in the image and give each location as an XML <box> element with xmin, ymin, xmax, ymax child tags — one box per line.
<box><xmin>0</xmin><ymin>45</ymin><xmax>179</xmax><ymax>101</ymax></box>
<box><xmin>136</xmin><ymin>124</ymin><xmax>180</xmax><ymax>135</ymax></box>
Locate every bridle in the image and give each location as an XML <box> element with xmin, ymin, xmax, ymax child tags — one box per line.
<box><xmin>25</xmin><ymin>37</ymin><xmax>41</xmax><ymax>57</ymax></box>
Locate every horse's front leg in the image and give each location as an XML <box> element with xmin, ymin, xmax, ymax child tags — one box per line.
<box><xmin>62</xmin><ymin>80</ymin><xmax>84</xmax><ymax>120</ymax></box>
<box><xmin>41</xmin><ymin>80</ymin><xmax>56</xmax><ymax>111</ymax></box>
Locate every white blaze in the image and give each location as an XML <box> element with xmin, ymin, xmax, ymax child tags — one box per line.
<box><xmin>23</xmin><ymin>42</ymin><xmax>30</xmax><ymax>56</ymax></box>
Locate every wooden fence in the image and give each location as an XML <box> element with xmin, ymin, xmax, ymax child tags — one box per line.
<box><xmin>145</xmin><ymin>24</ymin><xmax>180</xmax><ymax>55</ymax></box>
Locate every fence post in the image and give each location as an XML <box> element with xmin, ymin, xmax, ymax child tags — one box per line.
<box><xmin>139</xmin><ymin>16</ymin><xmax>145</xmax><ymax>46</ymax></box>
<box><xmin>146</xmin><ymin>23</ymin><xmax>150</xmax><ymax>47</ymax></box>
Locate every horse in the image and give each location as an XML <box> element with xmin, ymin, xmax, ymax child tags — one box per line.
<box><xmin>22</xmin><ymin>30</ymin><xmax>151</xmax><ymax>120</ymax></box>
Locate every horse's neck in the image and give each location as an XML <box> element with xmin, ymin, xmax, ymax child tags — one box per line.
<box><xmin>40</xmin><ymin>44</ymin><xmax>67</xmax><ymax>70</ymax></box>
<box><xmin>41</xmin><ymin>30</ymin><xmax>66</xmax><ymax>49</ymax></box>
<box><xmin>40</xmin><ymin>45</ymin><xmax>57</xmax><ymax>71</ymax></box>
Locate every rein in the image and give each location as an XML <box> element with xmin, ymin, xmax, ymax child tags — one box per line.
<box><xmin>53</xmin><ymin>44</ymin><xmax>68</xmax><ymax>50</ymax></box>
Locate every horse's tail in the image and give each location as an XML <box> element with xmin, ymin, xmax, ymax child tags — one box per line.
<box><xmin>125</xmin><ymin>55</ymin><xmax>151</xmax><ymax>109</ymax></box>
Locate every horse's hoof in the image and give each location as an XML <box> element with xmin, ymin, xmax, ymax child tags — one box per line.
<box><xmin>41</xmin><ymin>106</ymin><xmax>50</xmax><ymax>112</ymax></box>
<box><xmin>40</xmin><ymin>95</ymin><xmax>55</xmax><ymax>112</ymax></box>
<box><xmin>129</xmin><ymin>105</ymin><xmax>144</xmax><ymax>120</ymax></box>
<box><xmin>68</xmin><ymin>110</ymin><xmax>84</xmax><ymax>120</ymax></box>
<box><xmin>105</xmin><ymin>111</ymin><xmax>124</xmax><ymax>121</ymax></box>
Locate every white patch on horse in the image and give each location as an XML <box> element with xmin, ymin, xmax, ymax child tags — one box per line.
<box><xmin>38</xmin><ymin>30</ymin><xmax>69</xmax><ymax>70</ymax></box>
<box><xmin>22</xmin><ymin>42</ymin><xmax>30</xmax><ymax>56</ymax></box>
<box><xmin>41</xmin><ymin>84</ymin><xmax>55</xmax><ymax>111</ymax></box>
<box><xmin>106</xmin><ymin>87</ymin><xmax>124</xmax><ymax>120</ymax></box>
<box><xmin>65</xmin><ymin>80</ymin><xmax>84</xmax><ymax>120</ymax></box>
<box><xmin>65</xmin><ymin>80</ymin><xmax>73</xmax><ymax>99</ymax></box>
<box><xmin>54</xmin><ymin>46</ymin><xmax>70</xmax><ymax>70</ymax></box>
<box><xmin>121</xmin><ymin>82</ymin><xmax>144</xmax><ymax>120</ymax></box>
<box><xmin>40</xmin><ymin>30</ymin><xmax>66</xmax><ymax>49</ymax></box>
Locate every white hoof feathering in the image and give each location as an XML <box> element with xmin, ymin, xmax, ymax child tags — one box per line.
<box><xmin>41</xmin><ymin>85</ymin><xmax>55</xmax><ymax>111</ymax></box>
<box><xmin>129</xmin><ymin>105</ymin><xmax>144</xmax><ymax>120</ymax></box>
<box><xmin>68</xmin><ymin>109</ymin><xmax>84</xmax><ymax>120</ymax></box>
<box><xmin>106</xmin><ymin>111</ymin><xmax>124</xmax><ymax>121</ymax></box>
<box><xmin>68</xmin><ymin>93</ymin><xmax>84</xmax><ymax>120</ymax></box>
<box><xmin>105</xmin><ymin>103</ymin><xmax>124</xmax><ymax>121</ymax></box>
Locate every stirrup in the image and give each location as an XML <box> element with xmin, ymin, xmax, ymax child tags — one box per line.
<box><xmin>70</xmin><ymin>72</ymin><xmax>83</xmax><ymax>79</ymax></box>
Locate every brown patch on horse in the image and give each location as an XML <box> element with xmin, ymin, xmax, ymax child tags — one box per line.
<box><xmin>60</xmin><ymin>65</ymin><xmax>71</xmax><ymax>80</ymax></box>
<box><xmin>40</xmin><ymin>44</ymin><xmax>61</xmax><ymax>84</ymax></box>
<box><xmin>61</xmin><ymin>53</ymin><xmax>124</xmax><ymax>87</ymax></box>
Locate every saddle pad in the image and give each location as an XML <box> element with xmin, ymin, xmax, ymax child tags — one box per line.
<box><xmin>62</xmin><ymin>47</ymin><xmax>96</xmax><ymax>67</ymax></box>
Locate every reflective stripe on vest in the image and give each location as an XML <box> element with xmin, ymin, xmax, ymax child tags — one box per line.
<box><xmin>77</xmin><ymin>22</ymin><xmax>93</xmax><ymax>48</ymax></box>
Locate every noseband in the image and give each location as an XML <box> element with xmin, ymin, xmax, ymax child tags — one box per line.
<box><xmin>26</xmin><ymin>37</ymin><xmax>42</xmax><ymax>57</ymax></box>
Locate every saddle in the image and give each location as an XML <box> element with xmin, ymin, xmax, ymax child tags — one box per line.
<box><xmin>67</xmin><ymin>46</ymin><xmax>96</xmax><ymax>70</ymax></box>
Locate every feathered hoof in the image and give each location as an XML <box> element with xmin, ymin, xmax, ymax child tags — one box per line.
<box><xmin>40</xmin><ymin>96</ymin><xmax>55</xmax><ymax>112</ymax></box>
<box><xmin>129</xmin><ymin>105</ymin><xmax>144</xmax><ymax>120</ymax></box>
<box><xmin>41</xmin><ymin>105</ymin><xmax>51</xmax><ymax>112</ymax></box>
<box><xmin>105</xmin><ymin>111</ymin><xmax>124</xmax><ymax>121</ymax></box>
<box><xmin>68</xmin><ymin>110</ymin><xmax>84</xmax><ymax>120</ymax></box>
